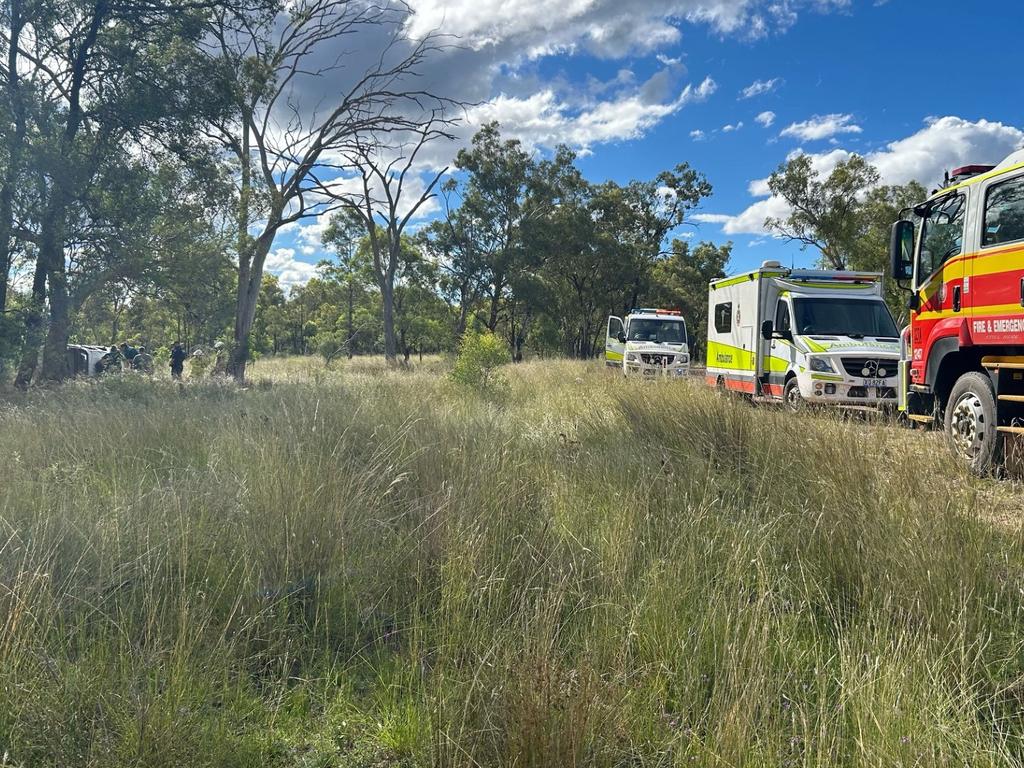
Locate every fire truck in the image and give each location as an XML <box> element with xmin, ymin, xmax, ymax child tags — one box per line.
<box><xmin>890</xmin><ymin>149</ymin><xmax>1024</xmax><ymax>473</ymax></box>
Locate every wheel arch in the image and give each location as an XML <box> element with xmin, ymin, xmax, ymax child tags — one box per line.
<box><xmin>927</xmin><ymin>337</ymin><xmax>984</xmax><ymax>414</ymax></box>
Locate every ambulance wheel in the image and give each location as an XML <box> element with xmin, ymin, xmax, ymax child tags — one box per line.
<box><xmin>944</xmin><ymin>371</ymin><xmax>1002</xmax><ymax>475</ymax></box>
<box><xmin>783</xmin><ymin>378</ymin><xmax>803</xmax><ymax>412</ymax></box>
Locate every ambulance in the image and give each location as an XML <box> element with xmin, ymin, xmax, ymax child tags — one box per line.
<box><xmin>705</xmin><ymin>261</ymin><xmax>901</xmax><ymax>409</ymax></box>
<box><xmin>605</xmin><ymin>308</ymin><xmax>691</xmax><ymax>377</ymax></box>
<box><xmin>888</xmin><ymin>149</ymin><xmax>1024</xmax><ymax>473</ymax></box>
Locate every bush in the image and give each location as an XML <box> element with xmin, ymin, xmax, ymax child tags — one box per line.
<box><xmin>450</xmin><ymin>330</ymin><xmax>510</xmax><ymax>390</ymax></box>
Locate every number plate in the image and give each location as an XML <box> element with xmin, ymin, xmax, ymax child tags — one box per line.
<box><xmin>862</xmin><ymin>378</ymin><xmax>886</xmax><ymax>388</ymax></box>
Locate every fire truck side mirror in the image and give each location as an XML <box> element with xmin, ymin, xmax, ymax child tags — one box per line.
<box><xmin>889</xmin><ymin>220</ymin><xmax>915</xmax><ymax>282</ymax></box>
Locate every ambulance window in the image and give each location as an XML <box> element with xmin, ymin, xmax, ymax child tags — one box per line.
<box><xmin>918</xmin><ymin>193</ymin><xmax>965</xmax><ymax>278</ymax></box>
<box><xmin>983</xmin><ymin>176</ymin><xmax>1024</xmax><ymax>248</ymax></box>
<box><xmin>774</xmin><ymin>300</ymin><xmax>791</xmax><ymax>334</ymax></box>
<box><xmin>714</xmin><ymin>302</ymin><xmax>732</xmax><ymax>333</ymax></box>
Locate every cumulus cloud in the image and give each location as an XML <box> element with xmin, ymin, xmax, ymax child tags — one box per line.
<box><xmin>695</xmin><ymin>116</ymin><xmax>1024</xmax><ymax>236</ymax></box>
<box><xmin>755</xmin><ymin>110</ymin><xmax>775</xmax><ymax>127</ymax></box>
<box><xmin>404</xmin><ymin>1</ymin><xmax>829</xmax><ymax>60</ymax></box>
<box><xmin>266</xmin><ymin>248</ymin><xmax>318</xmax><ymax>291</ymax></box>
<box><xmin>739</xmin><ymin>77</ymin><xmax>782</xmax><ymax>99</ymax></box>
<box><xmin>722</xmin><ymin>121</ymin><xmax>743</xmax><ymax>132</ymax></box>
<box><xmin>464</xmin><ymin>76</ymin><xmax>717</xmax><ymax>153</ymax></box>
<box><xmin>690</xmin><ymin>129</ymin><xmax>706</xmax><ymax>140</ymax></box>
<box><xmin>780</xmin><ymin>113</ymin><xmax>862</xmax><ymax>141</ymax></box>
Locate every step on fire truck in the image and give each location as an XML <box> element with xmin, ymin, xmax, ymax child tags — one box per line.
<box><xmin>890</xmin><ymin>149</ymin><xmax>1024</xmax><ymax>474</ymax></box>
<box><xmin>605</xmin><ymin>308</ymin><xmax>691</xmax><ymax>377</ymax></box>
<box><xmin>705</xmin><ymin>262</ymin><xmax>901</xmax><ymax>410</ymax></box>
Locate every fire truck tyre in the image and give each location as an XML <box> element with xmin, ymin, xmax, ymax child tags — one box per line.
<box><xmin>783</xmin><ymin>378</ymin><xmax>803</xmax><ymax>412</ymax></box>
<box><xmin>944</xmin><ymin>372</ymin><xmax>1003</xmax><ymax>474</ymax></box>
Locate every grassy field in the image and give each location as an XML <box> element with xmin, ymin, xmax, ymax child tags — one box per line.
<box><xmin>2</xmin><ymin>357</ymin><xmax>1024</xmax><ymax>767</ymax></box>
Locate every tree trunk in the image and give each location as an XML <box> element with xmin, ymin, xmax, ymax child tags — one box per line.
<box><xmin>0</xmin><ymin>0</ymin><xmax>25</xmax><ymax>319</ymax></box>
<box><xmin>230</xmin><ymin>225</ymin><xmax>275</xmax><ymax>382</ymax></box>
<box><xmin>347</xmin><ymin>279</ymin><xmax>354</xmax><ymax>358</ymax></box>
<box><xmin>41</xmin><ymin>261</ymin><xmax>70</xmax><ymax>381</ymax></box>
<box><xmin>487</xmin><ymin>273</ymin><xmax>503</xmax><ymax>331</ymax></box>
<box><xmin>14</xmin><ymin>255</ymin><xmax>47</xmax><ymax>389</ymax></box>
<box><xmin>381</xmin><ymin>277</ymin><xmax>397</xmax><ymax>364</ymax></box>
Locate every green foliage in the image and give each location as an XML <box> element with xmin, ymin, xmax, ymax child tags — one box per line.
<box><xmin>450</xmin><ymin>329</ymin><xmax>510</xmax><ymax>389</ymax></box>
<box><xmin>765</xmin><ymin>153</ymin><xmax>928</xmax><ymax>318</ymax></box>
<box><xmin>648</xmin><ymin>239</ymin><xmax>732</xmax><ymax>357</ymax></box>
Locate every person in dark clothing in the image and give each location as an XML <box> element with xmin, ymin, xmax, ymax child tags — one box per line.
<box><xmin>170</xmin><ymin>341</ymin><xmax>186</xmax><ymax>380</ymax></box>
<box><xmin>132</xmin><ymin>346</ymin><xmax>154</xmax><ymax>374</ymax></box>
<box><xmin>120</xmin><ymin>342</ymin><xmax>139</xmax><ymax>363</ymax></box>
<box><xmin>96</xmin><ymin>345</ymin><xmax>122</xmax><ymax>374</ymax></box>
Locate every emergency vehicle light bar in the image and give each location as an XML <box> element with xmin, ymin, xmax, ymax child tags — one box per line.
<box><xmin>949</xmin><ymin>164</ymin><xmax>995</xmax><ymax>183</ymax></box>
<box><xmin>631</xmin><ymin>307</ymin><xmax>682</xmax><ymax>315</ymax></box>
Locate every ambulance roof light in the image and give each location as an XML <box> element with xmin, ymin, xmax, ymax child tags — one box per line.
<box><xmin>761</xmin><ymin>260</ymin><xmax>782</xmax><ymax>269</ymax></box>
<box><xmin>948</xmin><ymin>164</ymin><xmax>996</xmax><ymax>184</ymax></box>
<box><xmin>630</xmin><ymin>307</ymin><xmax>682</xmax><ymax>316</ymax></box>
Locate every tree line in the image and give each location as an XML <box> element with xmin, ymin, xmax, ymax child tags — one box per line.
<box><xmin>0</xmin><ymin>0</ymin><xmax>931</xmax><ymax>384</ymax></box>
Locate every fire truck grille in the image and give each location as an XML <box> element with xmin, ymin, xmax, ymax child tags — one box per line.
<box><xmin>641</xmin><ymin>353</ymin><xmax>674</xmax><ymax>365</ymax></box>
<box><xmin>840</xmin><ymin>357</ymin><xmax>897</xmax><ymax>378</ymax></box>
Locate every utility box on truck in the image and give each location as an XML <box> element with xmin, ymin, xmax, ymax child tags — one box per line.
<box><xmin>705</xmin><ymin>261</ymin><xmax>901</xmax><ymax>409</ymax></box>
<box><xmin>889</xmin><ymin>149</ymin><xmax>1024</xmax><ymax>473</ymax></box>
<box><xmin>605</xmin><ymin>308</ymin><xmax>690</xmax><ymax>377</ymax></box>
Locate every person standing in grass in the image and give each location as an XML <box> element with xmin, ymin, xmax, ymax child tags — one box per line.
<box><xmin>170</xmin><ymin>341</ymin><xmax>186</xmax><ymax>380</ymax></box>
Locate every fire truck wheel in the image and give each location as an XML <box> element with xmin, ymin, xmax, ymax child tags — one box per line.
<box><xmin>944</xmin><ymin>371</ymin><xmax>1003</xmax><ymax>475</ymax></box>
<box><xmin>783</xmin><ymin>377</ymin><xmax>803</xmax><ymax>412</ymax></box>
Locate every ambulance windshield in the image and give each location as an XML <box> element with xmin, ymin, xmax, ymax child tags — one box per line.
<box><xmin>792</xmin><ymin>298</ymin><xmax>898</xmax><ymax>338</ymax></box>
<box><xmin>627</xmin><ymin>318</ymin><xmax>687</xmax><ymax>344</ymax></box>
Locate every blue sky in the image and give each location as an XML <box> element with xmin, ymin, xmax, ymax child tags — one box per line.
<box><xmin>269</xmin><ymin>0</ymin><xmax>1024</xmax><ymax>288</ymax></box>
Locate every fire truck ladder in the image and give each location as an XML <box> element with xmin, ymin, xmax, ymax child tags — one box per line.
<box><xmin>982</xmin><ymin>356</ymin><xmax>1024</xmax><ymax>435</ymax></box>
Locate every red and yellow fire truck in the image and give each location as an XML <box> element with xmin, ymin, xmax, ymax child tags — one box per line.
<box><xmin>890</xmin><ymin>149</ymin><xmax>1024</xmax><ymax>473</ymax></box>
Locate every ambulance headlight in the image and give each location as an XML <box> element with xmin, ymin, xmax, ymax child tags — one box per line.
<box><xmin>808</xmin><ymin>356</ymin><xmax>835</xmax><ymax>373</ymax></box>
<box><xmin>626</xmin><ymin>352</ymin><xmax>639</xmax><ymax>363</ymax></box>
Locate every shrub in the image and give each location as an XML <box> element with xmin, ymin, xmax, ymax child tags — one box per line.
<box><xmin>450</xmin><ymin>330</ymin><xmax>510</xmax><ymax>390</ymax></box>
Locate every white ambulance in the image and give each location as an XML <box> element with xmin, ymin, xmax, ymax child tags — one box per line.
<box><xmin>605</xmin><ymin>308</ymin><xmax>690</xmax><ymax>377</ymax></box>
<box><xmin>705</xmin><ymin>261</ymin><xmax>901</xmax><ymax>409</ymax></box>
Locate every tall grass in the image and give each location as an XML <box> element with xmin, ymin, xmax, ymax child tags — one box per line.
<box><xmin>1</xmin><ymin>359</ymin><xmax>1023</xmax><ymax>767</ymax></box>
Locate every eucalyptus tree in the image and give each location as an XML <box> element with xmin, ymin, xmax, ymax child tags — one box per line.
<box><xmin>320</xmin><ymin>120</ymin><xmax>452</xmax><ymax>364</ymax></box>
<box><xmin>6</xmin><ymin>0</ymin><xmax>235</xmax><ymax>387</ymax></box>
<box><xmin>206</xmin><ymin>0</ymin><xmax>452</xmax><ymax>379</ymax></box>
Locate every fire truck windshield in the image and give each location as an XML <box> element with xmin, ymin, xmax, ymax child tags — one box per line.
<box><xmin>792</xmin><ymin>298</ymin><xmax>898</xmax><ymax>339</ymax></box>
<box><xmin>627</xmin><ymin>318</ymin><xmax>687</xmax><ymax>344</ymax></box>
<box><xmin>918</xmin><ymin>193</ymin><xmax>966</xmax><ymax>279</ymax></box>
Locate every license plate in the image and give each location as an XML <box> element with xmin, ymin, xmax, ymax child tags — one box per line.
<box><xmin>862</xmin><ymin>378</ymin><xmax>886</xmax><ymax>388</ymax></box>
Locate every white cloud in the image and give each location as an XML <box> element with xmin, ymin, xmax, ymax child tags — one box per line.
<box><xmin>690</xmin><ymin>129</ymin><xmax>706</xmax><ymax>140</ymax></box>
<box><xmin>739</xmin><ymin>77</ymin><xmax>781</xmax><ymax>99</ymax></box>
<box><xmin>722</xmin><ymin>121</ymin><xmax>743</xmax><ymax>132</ymax></box>
<box><xmin>780</xmin><ymin>113</ymin><xmax>862</xmax><ymax>141</ymax></box>
<box><xmin>266</xmin><ymin>248</ymin><xmax>318</xmax><ymax>291</ymax></box>
<box><xmin>755</xmin><ymin>110</ymin><xmax>775</xmax><ymax>127</ymax></box>
<box><xmin>691</xmin><ymin>213</ymin><xmax>735</xmax><ymax>224</ymax></box>
<box><xmin>695</xmin><ymin>116</ymin><xmax>1024</xmax><ymax>236</ymax></box>
<box><xmin>464</xmin><ymin>76</ymin><xmax>717</xmax><ymax>152</ymax></box>
<box><xmin>868</xmin><ymin>115</ymin><xmax>1024</xmax><ymax>187</ymax></box>
<box><xmin>404</xmin><ymin>1</ymin><xmax>817</xmax><ymax>60</ymax></box>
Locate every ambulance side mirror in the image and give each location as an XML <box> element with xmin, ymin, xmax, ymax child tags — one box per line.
<box><xmin>617</xmin><ymin>332</ymin><xmax>626</xmax><ymax>343</ymax></box>
<box><xmin>889</xmin><ymin>220</ymin><xmax>915</xmax><ymax>283</ymax></box>
<box><xmin>760</xmin><ymin>320</ymin><xmax>773</xmax><ymax>340</ymax></box>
